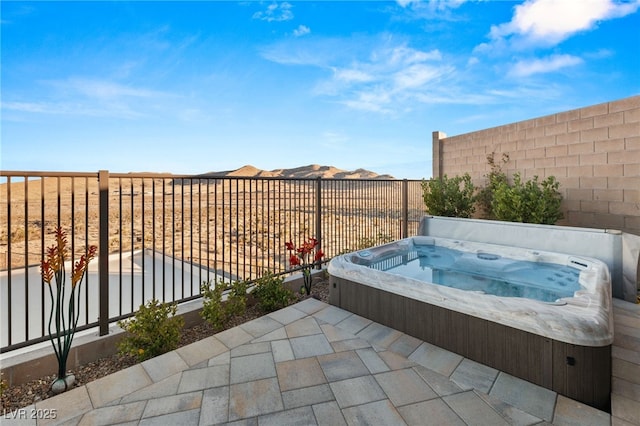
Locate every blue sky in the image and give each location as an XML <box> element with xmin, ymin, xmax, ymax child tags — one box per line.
<box><xmin>2</xmin><ymin>1</ymin><xmax>639</xmax><ymax>179</ymax></box>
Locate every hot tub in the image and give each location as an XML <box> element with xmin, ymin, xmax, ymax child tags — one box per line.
<box><xmin>328</xmin><ymin>236</ymin><xmax>613</xmax><ymax>411</ymax></box>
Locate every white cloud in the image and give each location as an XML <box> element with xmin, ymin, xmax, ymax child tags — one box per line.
<box><xmin>509</xmin><ymin>54</ymin><xmax>584</xmax><ymax>77</ymax></box>
<box><xmin>2</xmin><ymin>78</ymin><xmax>172</xmax><ymax>119</ymax></box>
<box><xmin>52</xmin><ymin>78</ymin><xmax>162</xmax><ymax>100</ymax></box>
<box><xmin>320</xmin><ymin>44</ymin><xmax>450</xmax><ymax>113</ymax></box>
<box><xmin>252</xmin><ymin>2</ymin><xmax>294</xmax><ymax>22</ymax></box>
<box><xmin>488</xmin><ymin>0</ymin><xmax>640</xmax><ymax>47</ymax></box>
<box><xmin>333</xmin><ymin>68</ymin><xmax>375</xmax><ymax>83</ymax></box>
<box><xmin>293</xmin><ymin>24</ymin><xmax>310</xmax><ymax>37</ymax></box>
<box><xmin>397</xmin><ymin>0</ymin><xmax>468</xmax><ymax>11</ymax></box>
<box><xmin>393</xmin><ymin>64</ymin><xmax>444</xmax><ymax>89</ymax></box>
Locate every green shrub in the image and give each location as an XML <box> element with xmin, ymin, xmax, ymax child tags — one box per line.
<box><xmin>477</xmin><ymin>152</ymin><xmax>509</xmax><ymax>219</ymax></box>
<box><xmin>421</xmin><ymin>173</ymin><xmax>476</xmax><ymax>218</ymax></box>
<box><xmin>226</xmin><ymin>279</ymin><xmax>248</xmax><ymax>318</ymax></box>
<box><xmin>0</xmin><ymin>372</ymin><xmax>7</xmax><ymax>398</ymax></box>
<box><xmin>200</xmin><ymin>279</ymin><xmax>249</xmax><ymax>331</ymax></box>
<box><xmin>200</xmin><ymin>280</ymin><xmax>226</xmax><ymax>331</ymax></box>
<box><xmin>492</xmin><ymin>172</ymin><xmax>563</xmax><ymax>224</ymax></box>
<box><xmin>117</xmin><ymin>299</ymin><xmax>184</xmax><ymax>361</ymax></box>
<box><xmin>252</xmin><ymin>272</ymin><xmax>293</xmax><ymax>313</ymax></box>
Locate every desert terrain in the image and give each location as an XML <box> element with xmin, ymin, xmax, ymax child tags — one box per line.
<box><xmin>1</xmin><ymin>164</ymin><xmax>424</xmax><ymax>279</ymax></box>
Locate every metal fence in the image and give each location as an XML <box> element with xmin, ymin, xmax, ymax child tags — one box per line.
<box><xmin>0</xmin><ymin>170</ymin><xmax>425</xmax><ymax>352</ymax></box>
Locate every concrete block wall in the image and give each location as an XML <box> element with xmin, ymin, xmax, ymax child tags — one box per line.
<box><xmin>433</xmin><ymin>95</ymin><xmax>640</xmax><ymax>235</ymax></box>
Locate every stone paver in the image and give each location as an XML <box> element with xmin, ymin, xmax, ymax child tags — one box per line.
<box><xmin>476</xmin><ymin>391</ymin><xmax>543</xmax><ymax>425</ymax></box>
<box><xmin>85</xmin><ymin>364</ymin><xmax>153</xmax><ymax>408</ymax></box>
<box><xmin>230</xmin><ymin>352</ymin><xmax>276</xmax><ymax>384</ymax></box>
<box><xmin>240</xmin><ymin>316</ymin><xmax>283</xmax><ymax>338</ymax></box>
<box><xmin>335</xmin><ymin>313</ymin><xmax>372</xmax><ymax>335</ymax></box>
<box><xmin>342</xmin><ymin>399</ymin><xmax>407</xmax><ymax>425</ymax></box>
<box><xmin>312</xmin><ymin>305</ymin><xmax>352</xmax><ymax>325</ymax></box>
<box><xmin>271</xmin><ymin>339</ymin><xmax>295</xmax><ymax>362</ymax></box>
<box><xmin>215</xmin><ymin>326</ymin><xmax>254</xmax><ymax>349</ymax></box>
<box><xmin>276</xmin><ymin>357</ymin><xmax>327</xmax><ymax>391</ymax></box>
<box><xmin>267</xmin><ymin>305</ymin><xmax>308</xmax><ymax>325</ymax></box>
<box><xmin>312</xmin><ymin>401</ymin><xmax>347</xmax><ymax>426</ymax></box>
<box><xmin>319</xmin><ymin>323</ymin><xmax>357</xmax><ymax>343</ymax></box>
<box><xmin>13</xmin><ymin>300</ymin><xmax>620</xmax><ymax>426</ymax></box>
<box><xmin>142</xmin><ymin>350</ymin><xmax>189</xmax><ymax>383</ymax></box>
<box><xmin>138</xmin><ymin>408</ymin><xmax>200</xmax><ymax>426</ymax></box>
<box><xmin>293</xmin><ymin>297</ymin><xmax>326</xmax><ymax>314</ymax></box>
<box><xmin>356</xmin><ymin>347</ymin><xmax>391</xmax><ymax>374</ymax></box>
<box><xmin>120</xmin><ymin>373</ymin><xmax>182</xmax><ymax>404</ymax></box>
<box><xmin>290</xmin><ymin>334</ymin><xmax>334</xmax><ymax>358</ymax></box>
<box><xmin>178</xmin><ymin>364</ymin><xmax>229</xmax><ymax>393</ymax></box>
<box><xmin>199</xmin><ymin>386</ymin><xmax>230</xmax><ymax>425</ymax></box>
<box><xmin>317</xmin><ymin>350</ymin><xmax>369</xmax><ymax>381</ymax></box>
<box><xmin>330</xmin><ymin>338</ymin><xmax>371</xmax><ymax>353</ymax></box>
<box><xmin>413</xmin><ymin>365</ymin><xmax>464</xmax><ymax>397</ymax></box>
<box><xmin>141</xmin><ymin>391</ymin><xmax>202</xmax><ymax>419</ymax></box>
<box><xmin>489</xmin><ymin>372</ymin><xmax>557</xmax><ymax>422</ymax></box>
<box><xmin>230</xmin><ymin>342</ymin><xmax>271</xmax><ymax>358</ymax></box>
<box><xmin>450</xmin><ymin>358</ymin><xmax>499</xmax><ymax>393</ymax></box>
<box><xmin>176</xmin><ymin>335</ymin><xmax>228</xmax><ymax>367</ymax></box>
<box><xmin>229</xmin><ymin>377</ymin><xmax>284</xmax><ymax>421</ymax></box>
<box><xmin>34</xmin><ymin>386</ymin><xmax>94</xmax><ymax>425</ymax></box>
<box><xmin>78</xmin><ymin>400</ymin><xmax>146</xmax><ymax>425</ymax></box>
<box><xmin>611</xmin><ymin>393</ymin><xmax>640</xmax><ymax>425</ymax></box>
<box><xmin>252</xmin><ymin>327</ymin><xmax>288</xmax><ymax>343</ymax></box>
<box><xmin>553</xmin><ymin>395</ymin><xmax>611</xmax><ymax>426</ymax></box>
<box><xmin>443</xmin><ymin>391</ymin><xmax>510</xmax><ymax>426</ymax></box>
<box><xmin>285</xmin><ymin>317</ymin><xmax>322</xmax><ymax>338</ymax></box>
<box><xmin>389</xmin><ymin>334</ymin><xmax>423</xmax><ymax>357</ymax></box>
<box><xmin>282</xmin><ymin>384</ymin><xmax>334</xmax><ymax>410</ymax></box>
<box><xmin>357</xmin><ymin>322</ymin><xmax>403</xmax><ymax>349</ymax></box>
<box><xmin>398</xmin><ymin>399</ymin><xmax>466</xmax><ymax>426</ymax></box>
<box><xmin>258</xmin><ymin>406</ymin><xmax>317</xmax><ymax>426</ymax></box>
<box><xmin>329</xmin><ymin>375</ymin><xmax>387</xmax><ymax>408</ymax></box>
<box><xmin>374</xmin><ymin>368</ymin><xmax>438</xmax><ymax>407</ymax></box>
<box><xmin>409</xmin><ymin>341</ymin><xmax>463</xmax><ymax>377</ymax></box>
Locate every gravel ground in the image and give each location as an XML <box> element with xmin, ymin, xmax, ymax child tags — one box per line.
<box><xmin>1</xmin><ymin>281</ymin><xmax>329</xmax><ymax>414</ymax></box>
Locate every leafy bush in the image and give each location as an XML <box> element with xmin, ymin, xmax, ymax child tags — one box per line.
<box><xmin>0</xmin><ymin>372</ymin><xmax>6</xmax><ymax>398</ymax></box>
<box><xmin>421</xmin><ymin>173</ymin><xmax>477</xmax><ymax>218</ymax></box>
<box><xmin>477</xmin><ymin>152</ymin><xmax>509</xmax><ymax>219</ymax></box>
<box><xmin>117</xmin><ymin>299</ymin><xmax>184</xmax><ymax>361</ymax></box>
<box><xmin>252</xmin><ymin>272</ymin><xmax>293</xmax><ymax>313</ymax></box>
<box><xmin>226</xmin><ymin>279</ymin><xmax>248</xmax><ymax>318</ymax></box>
<box><xmin>492</xmin><ymin>172</ymin><xmax>563</xmax><ymax>224</ymax></box>
<box><xmin>200</xmin><ymin>279</ymin><xmax>249</xmax><ymax>331</ymax></box>
<box><xmin>200</xmin><ymin>280</ymin><xmax>226</xmax><ymax>331</ymax></box>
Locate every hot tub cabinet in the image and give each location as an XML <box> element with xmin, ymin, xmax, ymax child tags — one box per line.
<box><xmin>328</xmin><ymin>236</ymin><xmax>614</xmax><ymax>412</ymax></box>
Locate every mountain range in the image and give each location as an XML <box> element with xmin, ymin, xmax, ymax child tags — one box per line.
<box><xmin>199</xmin><ymin>164</ymin><xmax>395</xmax><ymax>179</ymax></box>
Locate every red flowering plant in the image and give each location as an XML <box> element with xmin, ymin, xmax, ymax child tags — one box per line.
<box><xmin>40</xmin><ymin>227</ymin><xmax>97</xmax><ymax>392</ymax></box>
<box><xmin>286</xmin><ymin>237</ymin><xmax>324</xmax><ymax>295</ymax></box>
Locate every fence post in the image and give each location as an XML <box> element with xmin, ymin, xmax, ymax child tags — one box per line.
<box><xmin>402</xmin><ymin>179</ymin><xmax>409</xmax><ymax>239</ymax></box>
<box><xmin>315</xmin><ymin>177</ymin><xmax>322</xmax><ymax>268</ymax></box>
<box><xmin>98</xmin><ymin>170</ymin><xmax>110</xmax><ymax>336</ymax></box>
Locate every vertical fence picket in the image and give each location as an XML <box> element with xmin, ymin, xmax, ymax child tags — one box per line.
<box><xmin>0</xmin><ymin>170</ymin><xmax>424</xmax><ymax>351</ymax></box>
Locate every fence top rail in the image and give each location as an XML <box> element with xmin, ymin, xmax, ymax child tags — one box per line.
<box><xmin>1</xmin><ymin>170</ymin><xmax>423</xmax><ymax>183</ymax></box>
<box><xmin>0</xmin><ymin>171</ymin><xmax>99</xmax><ymax>178</ymax></box>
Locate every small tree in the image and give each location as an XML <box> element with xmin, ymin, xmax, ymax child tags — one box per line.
<box><xmin>421</xmin><ymin>173</ymin><xmax>476</xmax><ymax>218</ymax></box>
